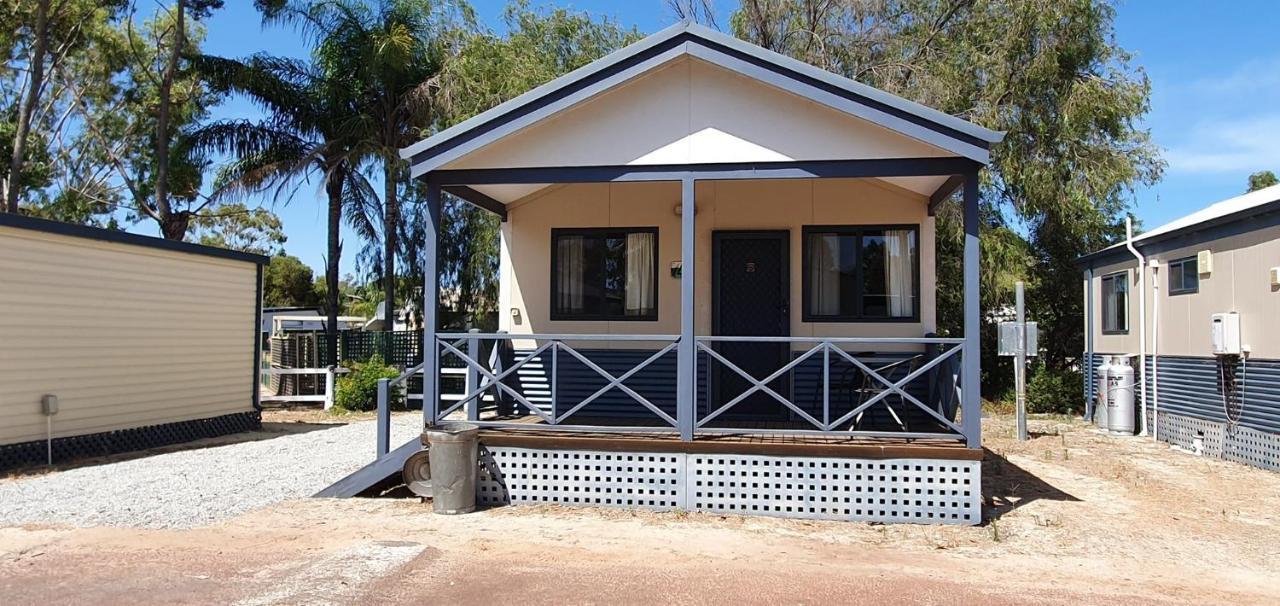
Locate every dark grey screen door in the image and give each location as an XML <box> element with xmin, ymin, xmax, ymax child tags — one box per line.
<box><xmin>711</xmin><ymin>231</ymin><xmax>790</xmax><ymax>419</ymax></box>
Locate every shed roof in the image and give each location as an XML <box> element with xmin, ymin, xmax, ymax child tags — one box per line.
<box><xmin>1078</xmin><ymin>183</ymin><xmax>1280</xmax><ymax>264</ymax></box>
<box><xmin>401</xmin><ymin>21</ymin><xmax>1002</xmax><ymax>184</ymax></box>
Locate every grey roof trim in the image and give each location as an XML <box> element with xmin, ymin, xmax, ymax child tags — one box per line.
<box><xmin>1076</xmin><ymin>198</ymin><xmax>1280</xmax><ymax>266</ymax></box>
<box><xmin>686</xmin><ymin>24</ymin><xmax>1002</xmax><ymax>144</ymax></box>
<box><xmin>0</xmin><ymin>212</ymin><xmax>269</xmax><ymax>264</ymax></box>
<box><xmin>400</xmin><ymin>21</ymin><xmax>692</xmax><ymax>160</ymax></box>
<box><xmin>401</xmin><ymin>22</ymin><xmax>1002</xmax><ymax>175</ymax></box>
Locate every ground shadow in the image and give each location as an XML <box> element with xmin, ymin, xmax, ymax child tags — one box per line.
<box><xmin>3</xmin><ymin>421</ymin><xmax>342</xmax><ymax>479</ymax></box>
<box><xmin>982</xmin><ymin>447</ymin><xmax>1081</xmax><ymax>522</ymax></box>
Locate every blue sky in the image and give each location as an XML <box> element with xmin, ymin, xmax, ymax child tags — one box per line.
<box><xmin>192</xmin><ymin>1</ymin><xmax>1280</xmax><ymax>276</ymax></box>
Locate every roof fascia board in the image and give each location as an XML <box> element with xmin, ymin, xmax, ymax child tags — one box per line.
<box><xmin>0</xmin><ymin>212</ymin><xmax>268</xmax><ymax>264</ymax></box>
<box><xmin>685</xmin><ymin>23</ymin><xmax>1002</xmax><ymax>145</ymax></box>
<box><xmin>405</xmin><ymin>24</ymin><xmax>1002</xmax><ymax>176</ymax></box>
<box><xmin>400</xmin><ymin>20</ymin><xmax>691</xmax><ymax>160</ymax></box>
<box><xmin>427</xmin><ymin>157</ymin><xmax>979</xmax><ymax>186</ymax></box>
<box><xmin>682</xmin><ymin>43</ymin><xmax>989</xmax><ymax>163</ymax></box>
<box><xmin>409</xmin><ymin>43</ymin><xmax>689</xmax><ymax>178</ymax></box>
<box><xmin>1076</xmin><ymin>199</ymin><xmax>1280</xmax><ymax>267</ymax></box>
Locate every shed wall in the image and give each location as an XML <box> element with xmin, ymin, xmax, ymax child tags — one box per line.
<box><xmin>0</xmin><ymin>225</ymin><xmax>259</xmax><ymax>445</ymax></box>
<box><xmin>1084</xmin><ymin>224</ymin><xmax>1280</xmax><ymax>359</ymax></box>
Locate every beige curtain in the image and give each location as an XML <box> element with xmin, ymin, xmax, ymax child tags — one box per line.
<box><xmin>884</xmin><ymin>229</ymin><xmax>915</xmax><ymax>317</ymax></box>
<box><xmin>809</xmin><ymin>233</ymin><xmax>841</xmax><ymax>315</ymax></box>
<box><xmin>624</xmin><ymin>232</ymin><xmax>655</xmax><ymax>316</ymax></box>
<box><xmin>556</xmin><ymin>236</ymin><xmax>584</xmax><ymax>313</ymax></box>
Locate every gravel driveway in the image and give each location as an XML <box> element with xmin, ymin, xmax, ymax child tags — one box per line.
<box><xmin>0</xmin><ymin>414</ymin><xmax>423</xmax><ymax>529</ymax></box>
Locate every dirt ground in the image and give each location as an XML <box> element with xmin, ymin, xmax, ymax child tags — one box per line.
<box><xmin>2</xmin><ymin>415</ymin><xmax>1278</xmax><ymax>605</ymax></box>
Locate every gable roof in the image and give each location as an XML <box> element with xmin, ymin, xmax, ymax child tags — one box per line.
<box><xmin>1078</xmin><ymin>183</ymin><xmax>1280</xmax><ymax>265</ymax></box>
<box><xmin>401</xmin><ymin>21</ymin><xmax>1003</xmax><ymax>177</ymax></box>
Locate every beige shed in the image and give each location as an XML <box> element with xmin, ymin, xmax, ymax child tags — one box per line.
<box><xmin>0</xmin><ymin>213</ymin><xmax>266</xmax><ymax>469</ymax></box>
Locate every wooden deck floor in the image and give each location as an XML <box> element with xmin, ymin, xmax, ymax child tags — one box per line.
<box><xmin>472</xmin><ymin>416</ymin><xmax>980</xmax><ymax>461</ymax></box>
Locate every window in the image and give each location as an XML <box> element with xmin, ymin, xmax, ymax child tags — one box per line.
<box><xmin>551</xmin><ymin>228</ymin><xmax>658</xmax><ymax>321</ymax></box>
<box><xmin>802</xmin><ymin>225</ymin><xmax>919</xmax><ymax>321</ymax></box>
<box><xmin>1168</xmin><ymin>256</ymin><xmax>1198</xmax><ymax>295</ymax></box>
<box><xmin>1100</xmin><ymin>271</ymin><xmax>1129</xmax><ymax>334</ymax></box>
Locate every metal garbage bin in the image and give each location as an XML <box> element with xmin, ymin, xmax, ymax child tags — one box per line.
<box><xmin>424</xmin><ymin>423</ymin><xmax>479</xmax><ymax>514</ymax></box>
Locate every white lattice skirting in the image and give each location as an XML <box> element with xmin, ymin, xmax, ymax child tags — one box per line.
<box><xmin>477</xmin><ymin>446</ymin><xmax>982</xmax><ymax>525</ymax></box>
<box><xmin>1157</xmin><ymin>412</ymin><xmax>1280</xmax><ymax>472</ymax></box>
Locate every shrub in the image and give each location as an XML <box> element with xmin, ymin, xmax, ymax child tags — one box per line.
<box><xmin>333</xmin><ymin>354</ymin><xmax>403</xmax><ymax>412</ymax></box>
<box><xmin>1026</xmin><ymin>364</ymin><xmax>1083</xmax><ymax>414</ymax></box>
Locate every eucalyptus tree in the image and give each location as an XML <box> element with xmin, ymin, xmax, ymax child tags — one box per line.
<box><xmin>190</xmin><ymin>53</ymin><xmax>375</xmax><ymax>365</ymax></box>
<box><xmin>730</xmin><ymin>0</ymin><xmax>1164</xmax><ymax>397</ymax></box>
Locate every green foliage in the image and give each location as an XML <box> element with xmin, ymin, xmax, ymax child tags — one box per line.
<box><xmin>1247</xmin><ymin>170</ymin><xmax>1277</xmax><ymax>192</ymax></box>
<box><xmin>192</xmin><ymin>203</ymin><xmax>287</xmax><ymax>255</ymax></box>
<box><xmin>263</xmin><ymin>254</ymin><xmax>323</xmax><ymax>307</ymax></box>
<box><xmin>732</xmin><ymin>0</ymin><xmax>1164</xmax><ymax>396</ymax></box>
<box><xmin>1026</xmin><ymin>364</ymin><xmax>1084</xmax><ymax>414</ymax></box>
<box><xmin>334</xmin><ymin>354</ymin><xmax>402</xmax><ymax>412</ymax></box>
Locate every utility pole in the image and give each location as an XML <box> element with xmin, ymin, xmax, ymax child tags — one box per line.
<box><xmin>1014</xmin><ymin>281</ymin><xmax>1028</xmax><ymax>441</ymax></box>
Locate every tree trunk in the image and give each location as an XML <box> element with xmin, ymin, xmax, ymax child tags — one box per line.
<box><xmin>325</xmin><ymin>175</ymin><xmax>343</xmax><ymax>367</ymax></box>
<box><xmin>382</xmin><ymin>161</ymin><xmax>398</xmax><ymax>332</ymax></box>
<box><xmin>153</xmin><ymin>0</ymin><xmax>184</xmax><ymax>238</ymax></box>
<box><xmin>159</xmin><ymin>211</ymin><xmax>190</xmax><ymax>241</ymax></box>
<box><xmin>5</xmin><ymin>0</ymin><xmax>52</xmax><ymax>213</ymax></box>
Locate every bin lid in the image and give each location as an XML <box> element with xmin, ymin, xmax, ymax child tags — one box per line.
<box><xmin>424</xmin><ymin>422</ymin><xmax>480</xmax><ymax>443</ymax></box>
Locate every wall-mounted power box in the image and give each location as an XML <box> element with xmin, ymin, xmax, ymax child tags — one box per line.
<box><xmin>1211</xmin><ymin>312</ymin><xmax>1241</xmax><ymax>355</ymax></box>
<box><xmin>1197</xmin><ymin>250</ymin><xmax>1213</xmax><ymax>275</ymax></box>
<box><xmin>1270</xmin><ymin>266</ymin><xmax>1280</xmax><ymax>288</ymax></box>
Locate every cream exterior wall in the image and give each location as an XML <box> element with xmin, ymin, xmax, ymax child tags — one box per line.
<box><xmin>1086</xmin><ymin>224</ymin><xmax>1280</xmax><ymax>359</ymax></box>
<box><xmin>449</xmin><ymin>56</ymin><xmax>951</xmax><ymax>203</ymax></box>
<box><xmin>0</xmin><ymin>226</ymin><xmax>258</xmax><ymax>445</ymax></box>
<box><xmin>497</xmin><ymin>178</ymin><xmax>936</xmax><ymax>349</ymax></box>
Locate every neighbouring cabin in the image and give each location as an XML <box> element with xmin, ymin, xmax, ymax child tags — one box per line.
<box><xmin>1079</xmin><ymin>184</ymin><xmax>1280</xmax><ymax>472</ymax></box>
<box><xmin>328</xmin><ymin>22</ymin><xmax>1003</xmax><ymax>525</ymax></box>
<box><xmin>0</xmin><ymin>213</ymin><xmax>266</xmax><ymax>470</ymax></box>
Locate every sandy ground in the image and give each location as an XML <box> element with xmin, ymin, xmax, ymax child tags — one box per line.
<box><xmin>1</xmin><ymin>415</ymin><xmax>1278</xmax><ymax>605</ymax></box>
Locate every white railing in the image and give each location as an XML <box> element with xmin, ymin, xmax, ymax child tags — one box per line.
<box><xmin>260</xmin><ymin>367</ymin><xmax>348</xmax><ymax>408</ymax></box>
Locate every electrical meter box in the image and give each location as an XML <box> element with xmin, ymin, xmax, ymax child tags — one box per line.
<box><xmin>1210</xmin><ymin>312</ymin><xmax>1241</xmax><ymax>355</ymax></box>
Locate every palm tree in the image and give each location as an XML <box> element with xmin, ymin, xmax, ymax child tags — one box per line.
<box><xmin>266</xmin><ymin>0</ymin><xmax>461</xmax><ymax>332</ymax></box>
<box><xmin>189</xmin><ymin>53</ymin><xmax>377</xmax><ymax>366</ymax></box>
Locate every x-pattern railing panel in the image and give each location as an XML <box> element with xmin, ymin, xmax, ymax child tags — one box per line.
<box><xmin>436</xmin><ymin>334</ymin><xmax>679</xmax><ymax>428</ymax></box>
<box><xmin>697</xmin><ymin>342</ymin><xmax>825</xmax><ymax>429</ymax></box>
<box><xmin>826</xmin><ymin>344</ymin><xmax>964</xmax><ymax>434</ymax></box>
<box><xmin>696</xmin><ymin>338</ymin><xmax>965</xmax><ymax>435</ymax></box>
<box><xmin>438</xmin><ymin>339</ymin><xmax>554</xmax><ymax>423</ymax></box>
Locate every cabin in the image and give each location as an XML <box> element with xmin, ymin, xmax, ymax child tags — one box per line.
<box><xmin>328</xmin><ymin>22</ymin><xmax>1003</xmax><ymax>525</ymax></box>
<box><xmin>1078</xmin><ymin>184</ymin><xmax>1280</xmax><ymax>472</ymax></box>
<box><xmin>0</xmin><ymin>213</ymin><xmax>265</xmax><ymax>470</ymax></box>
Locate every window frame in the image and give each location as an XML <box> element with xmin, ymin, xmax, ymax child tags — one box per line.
<box><xmin>549</xmin><ymin>226</ymin><xmax>660</xmax><ymax>322</ymax></box>
<box><xmin>800</xmin><ymin>224</ymin><xmax>922</xmax><ymax>323</ymax></box>
<box><xmin>1167</xmin><ymin>256</ymin><xmax>1199</xmax><ymax>295</ymax></box>
<box><xmin>1100</xmin><ymin>271</ymin><xmax>1129</xmax><ymax>335</ymax></box>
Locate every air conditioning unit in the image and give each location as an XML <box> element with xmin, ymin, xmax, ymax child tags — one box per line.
<box><xmin>1211</xmin><ymin>312</ymin><xmax>1241</xmax><ymax>355</ymax></box>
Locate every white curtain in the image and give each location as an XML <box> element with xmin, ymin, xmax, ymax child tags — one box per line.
<box><xmin>884</xmin><ymin>229</ymin><xmax>915</xmax><ymax>317</ymax></box>
<box><xmin>809</xmin><ymin>234</ymin><xmax>841</xmax><ymax>316</ymax></box>
<box><xmin>624</xmin><ymin>232</ymin><xmax>655</xmax><ymax>315</ymax></box>
<box><xmin>557</xmin><ymin>236</ymin><xmax>584</xmax><ymax>313</ymax></box>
